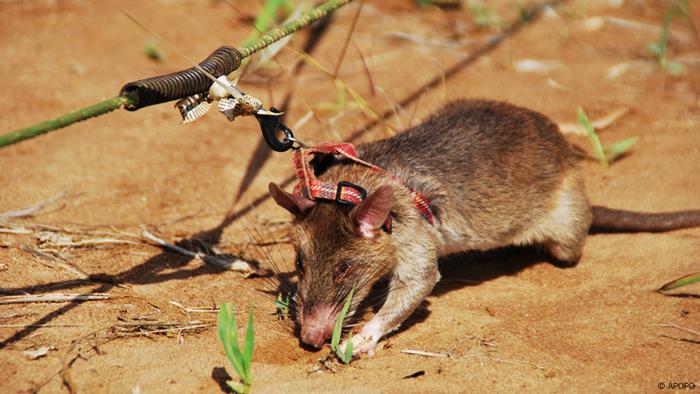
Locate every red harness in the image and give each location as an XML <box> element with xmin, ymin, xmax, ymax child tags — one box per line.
<box><xmin>292</xmin><ymin>142</ymin><xmax>434</xmax><ymax>231</ymax></box>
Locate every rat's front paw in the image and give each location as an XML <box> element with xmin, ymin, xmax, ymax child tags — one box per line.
<box><xmin>337</xmin><ymin>319</ymin><xmax>385</xmax><ymax>358</ymax></box>
<box><xmin>349</xmin><ymin>332</ymin><xmax>380</xmax><ymax>357</ymax></box>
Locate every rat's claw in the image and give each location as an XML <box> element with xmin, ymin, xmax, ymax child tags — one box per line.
<box><xmin>342</xmin><ymin>332</ymin><xmax>379</xmax><ymax>357</ymax></box>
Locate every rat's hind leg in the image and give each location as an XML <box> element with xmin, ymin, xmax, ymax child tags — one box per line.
<box><xmin>513</xmin><ymin>171</ymin><xmax>592</xmax><ymax>266</ymax></box>
<box><xmin>544</xmin><ymin>227</ymin><xmax>588</xmax><ymax>266</ymax></box>
<box><xmin>541</xmin><ymin>173</ymin><xmax>592</xmax><ymax>266</ymax></box>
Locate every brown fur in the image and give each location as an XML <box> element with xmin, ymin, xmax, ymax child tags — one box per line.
<box><xmin>270</xmin><ymin>99</ymin><xmax>699</xmax><ymax>352</ymax></box>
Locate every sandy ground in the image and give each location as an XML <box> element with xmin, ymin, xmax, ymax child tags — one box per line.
<box><xmin>1</xmin><ymin>0</ymin><xmax>699</xmax><ymax>393</ymax></box>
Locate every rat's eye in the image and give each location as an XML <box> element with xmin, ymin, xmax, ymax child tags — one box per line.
<box><xmin>335</xmin><ymin>261</ymin><xmax>355</xmax><ymax>283</ymax></box>
<box><xmin>295</xmin><ymin>253</ymin><xmax>304</xmax><ymax>272</ymax></box>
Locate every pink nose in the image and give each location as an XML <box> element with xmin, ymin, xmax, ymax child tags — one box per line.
<box><xmin>300</xmin><ymin>304</ymin><xmax>336</xmax><ymax>348</ymax></box>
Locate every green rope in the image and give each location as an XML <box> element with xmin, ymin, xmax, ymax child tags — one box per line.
<box><xmin>0</xmin><ymin>96</ymin><xmax>133</xmax><ymax>147</ymax></box>
<box><xmin>0</xmin><ymin>0</ymin><xmax>355</xmax><ymax>149</ymax></box>
<box><xmin>239</xmin><ymin>0</ymin><xmax>353</xmax><ymax>58</ymax></box>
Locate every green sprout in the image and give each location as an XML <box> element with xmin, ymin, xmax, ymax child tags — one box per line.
<box><xmin>143</xmin><ymin>37</ymin><xmax>164</xmax><ymax>62</ymax></box>
<box><xmin>577</xmin><ymin>107</ymin><xmax>638</xmax><ymax>167</ymax></box>
<box><xmin>469</xmin><ymin>3</ymin><xmax>501</xmax><ymax>30</ymax></box>
<box><xmin>659</xmin><ymin>272</ymin><xmax>700</xmax><ymax>292</ymax></box>
<box><xmin>218</xmin><ymin>304</ymin><xmax>254</xmax><ymax>394</ymax></box>
<box><xmin>274</xmin><ymin>293</ymin><xmax>290</xmax><ymax>319</ymax></box>
<box><xmin>647</xmin><ymin>0</ymin><xmax>688</xmax><ymax>75</ymax></box>
<box><xmin>516</xmin><ymin>1</ymin><xmax>533</xmax><ymax>23</ymax></box>
<box><xmin>330</xmin><ymin>288</ymin><xmax>355</xmax><ymax>365</ymax></box>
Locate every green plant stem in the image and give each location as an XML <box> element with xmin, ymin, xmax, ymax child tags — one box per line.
<box><xmin>0</xmin><ymin>0</ymin><xmax>355</xmax><ymax>149</ymax></box>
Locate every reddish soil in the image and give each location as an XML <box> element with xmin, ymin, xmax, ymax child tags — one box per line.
<box><xmin>1</xmin><ymin>0</ymin><xmax>699</xmax><ymax>393</ymax></box>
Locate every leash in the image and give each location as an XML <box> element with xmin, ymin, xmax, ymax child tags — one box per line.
<box><xmin>121</xmin><ymin>38</ymin><xmax>433</xmax><ymax>227</ymax></box>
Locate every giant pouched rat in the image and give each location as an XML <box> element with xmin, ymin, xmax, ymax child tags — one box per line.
<box><xmin>269</xmin><ymin>99</ymin><xmax>700</xmax><ymax>356</ymax></box>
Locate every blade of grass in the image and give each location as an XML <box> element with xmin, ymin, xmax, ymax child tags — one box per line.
<box><xmin>332</xmin><ymin>0</ymin><xmax>364</xmax><ymax>78</ymax></box>
<box><xmin>605</xmin><ymin>136</ymin><xmax>638</xmax><ymax>162</ymax></box>
<box><xmin>144</xmin><ymin>37</ymin><xmax>164</xmax><ymax>62</ymax></box>
<box><xmin>578</xmin><ymin>107</ymin><xmax>608</xmax><ymax>167</ymax></box>
<box><xmin>292</xmin><ymin>49</ymin><xmax>392</xmax><ymax>135</ymax></box>
<box><xmin>218</xmin><ymin>304</ymin><xmax>236</xmax><ymax>367</ymax></box>
<box><xmin>469</xmin><ymin>3</ymin><xmax>501</xmax><ymax>30</ymax></box>
<box><xmin>331</xmin><ymin>288</ymin><xmax>354</xmax><ymax>351</ymax></box>
<box><xmin>648</xmin><ymin>0</ymin><xmax>689</xmax><ymax>73</ymax></box>
<box><xmin>274</xmin><ymin>294</ymin><xmax>290</xmax><ymax>317</ymax></box>
<box><xmin>342</xmin><ymin>335</ymin><xmax>353</xmax><ymax>364</ymax></box>
<box><xmin>227</xmin><ymin>381</ymin><xmax>248</xmax><ymax>393</ymax></box>
<box><xmin>218</xmin><ymin>304</ymin><xmax>246</xmax><ymax>384</ymax></box>
<box><xmin>659</xmin><ymin>272</ymin><xmax>700</xmax><ymax>291</ymax></box>
<box><xmin>242</xmin><ymin>307</ymin><xmax>255</xmax><ymax>383</ymax></box>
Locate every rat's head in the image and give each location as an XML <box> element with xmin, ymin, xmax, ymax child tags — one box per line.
<box><xmin>269</xmin><ymin>183</ymin><xmax>398</xmax><ymax>348</ymax></box>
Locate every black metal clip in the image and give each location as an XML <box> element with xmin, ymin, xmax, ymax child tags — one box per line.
<box><xmin>255</xmin><ymin>107</ymin><xmax>295</xmax><ymax>152</ymax></box>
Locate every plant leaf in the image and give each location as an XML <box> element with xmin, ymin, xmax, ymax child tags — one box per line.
<box><xmin>331</xmin><ymin>287</ymin><xmax>355</xmax><ymax>352</ymax></box>
<box><xmin>143</xmin><ymin>37</ymin><xmax>163</xmax><ymax>62</ymax></box>
<box><xmin>218</xmin><ymin>304</ymin><xmax>246</xmax><ymax>383</ymax></box>
<box><xmin>241</xmin><ymin>306</ymin><xmax>255</xmax><ymax>384</ymax></box>
<box><xmin>274</xmin><ymin>294</ymin><xmax>289</xmax><ymax>317</ymax></box>
<box><xmin>227</xmin><ymin>380</ymin><xmax>248</xmax><ymax>394</ymax></box>
<box><xmin>342</xmin><ymin>336</ymin><xmax>353</xmax><ymax>364</ymax></box>
<box><xmin>218</xmin><ymin>304</ymin><xmax>236</xmax><ymax>367</ymax></box>
<box><xmin>659</xmin><ymin>272</ymin><xmax>700</xmax><ymax>291</ymax></box>
<box><xmin>665</xmin><ymin>61</ymin><xmax>685</xmax><ymax>75</ymax></box>
<box><xmin>578</xmin><ymin>107</ymin><xmax>608</xmax><ymax>167</ymax></box>
<box><xmin>647</xmin><ymin>42</ymin><xmax>662</xmax><ymax>56</ymax></box>
<box><xmin>605</xmin><ymin>136</ymin><xmax>638</xmax><ymax>162</ymax></box>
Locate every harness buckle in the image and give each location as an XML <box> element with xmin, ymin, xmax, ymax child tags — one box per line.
<box><xmin>335</xmin><ymin>181</ymin><xmax>367</xmax><ymax>206</ymax></box>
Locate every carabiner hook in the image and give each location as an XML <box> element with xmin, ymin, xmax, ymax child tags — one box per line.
<box><xmin>255</xmin><ymin>107</ymin><xmax>295</xmax><ymax>152</ymax></box>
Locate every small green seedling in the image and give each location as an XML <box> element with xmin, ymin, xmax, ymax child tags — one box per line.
<box><xmin>469</xmin><ymin>3</ymin><xmax>501</xmax><ymax>30</ymax></box>
<box><xmin>274</xmin><ymin>293</ymin><xmax>290</xmax><ymax>319</ymax></box>
<box><xmin>516</xmin><ymin>1</ymin><xmax>533</xmax><ymax>23</ymax></box>
<box><xmin>659</xmin><ymin>272</ymin><xmax>700</xmax><ymax>292</ymax></box>
<box><xmin>647</xmin><ymin>0</ymin><xmax>688</xmax><ymax>75</ymax></box>
<box><xmin>330</xmin><ymin>288</ymin><xmax>355</xmax><ymax>365</ymax></box>
<box><xmin>577</xmin><ymin>107</ymin><xmax>638</xmax><ymax>167</ymax></box>
<box><xmin>604</xmin><ymin>136</ymin><xmax>639</xmax><ymax>163</ymax></box>
<box><xmin>218</xmin><ymin>304</ymin><xmax>254</xmax><ymax>394</ymax></box>
<box><xmin>143</xmin><ymin>37</ymin><xmax>164</xmax><ymax>62</ymax></box>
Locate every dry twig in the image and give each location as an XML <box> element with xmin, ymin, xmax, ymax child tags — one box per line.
<box><xmin>141</xmin><ymin>230</ymin><xmax>258</xmax><ymax>276</ymax></box>
<box><xmin>400</xmin><ymin>349</ymin><xmax>451</xmax><ymax>358</ymax></box>
<box><xmin>0</xmin><ymin>293</ymin><xmax>111</xmax><ymax>304</ymax></box>
<box><xmin>110</xmin><ymin>320</ymin><xmax>209</xmax><ymax>337</ymax></box>
<box><xmin>655</xmin><ymin>323</ymin><xmax>700</xmax><ymax>337</ymax></box>
<box><xmin>0</xmin><ymin>192</ymin><xmax>66</xmax><ymax>220</ymax></box>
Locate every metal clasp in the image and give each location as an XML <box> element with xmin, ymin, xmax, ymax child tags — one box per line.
<box><xmin>255</xmin><ymin>107</ymin><xmax>297</xmax><ymax>152</ymax></box>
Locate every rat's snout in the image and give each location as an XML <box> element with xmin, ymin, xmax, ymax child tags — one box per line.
<box><xmin>300</xmin><ymin>304</ymin><xmax>337</xmax><ymax>348</ymax></box>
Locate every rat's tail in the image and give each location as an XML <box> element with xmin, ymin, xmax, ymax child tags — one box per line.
<box><xmin>591</xmin><ymin>206</ymin><xmax>700</xmax><ymax>232</ymax></box>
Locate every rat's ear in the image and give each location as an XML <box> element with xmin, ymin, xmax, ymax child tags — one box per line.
<box><xmin>269</xmin><ymin>183</ymin><xmax>316</xmax><ymax>217</ymax></box>
<box><xmin>350</xmin><ymin>185</ymin><xmax>394</xmax><ymax>238</ymax></box>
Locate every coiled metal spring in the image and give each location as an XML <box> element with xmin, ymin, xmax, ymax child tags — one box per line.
<box><xmin>119</xmin><ymin>46</ymin><xmax>242</xmax><ymax>111</ymax></box>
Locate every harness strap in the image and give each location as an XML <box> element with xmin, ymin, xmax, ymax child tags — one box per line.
<box><xmin>292</xmin><ymin>142</ymin><xmax>435</xmax><ymax>228</ymax></box>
